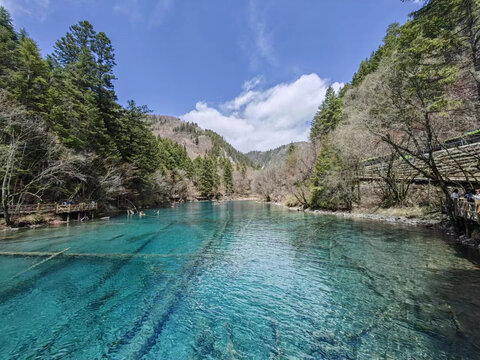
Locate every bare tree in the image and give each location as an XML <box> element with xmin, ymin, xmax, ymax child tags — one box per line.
<box><xmin>347</xmin><ymin>60</ymin><xmax>477</xmax><ymax>225</ymax></box>
<box><xmin>0</xmin><ymin>93</ymin><xmax>84</xmax><ymax>225</ymax></box>
<box><xmin>84</xmin><ymin>158</ymin><xmax>127</xmax><ymax>203</ymax></box>
<box><xmin>253</xmin><ymin>167</ymin><xmax>279</xmax><ymax>202</ymax></box>
<box><xmin>233</xmin><ymin>167</ymin><xmax>252</xmax><ymax>197</ymax></box>
<box><xmin>152</xmin><ymin>169</ymin><xmax>191</xmax><ymax>203</ymax></box>
<box><xmin>284</xmin><ymin>144</ymin><xmax>316</xmax><ymax>207</ymax></box>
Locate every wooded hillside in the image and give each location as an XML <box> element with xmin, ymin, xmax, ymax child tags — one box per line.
<box><xmin>0</xmin><ymin>8</ymin><xmax>254</xmax><ymax>225</ymax></box>
<box><xmin>254</xmin><ymin>0</ymin><xmax>480</xmax><ymax>228</ymax></box>
<box><xmin>1</xmin><ymin>0</ymin><xmax>478</xmax><ymax>230</ymax></box>
<box><xmin>152</xmin><ymin>115</ymin><xmax>254</xmax><ymax>167</ymax></box>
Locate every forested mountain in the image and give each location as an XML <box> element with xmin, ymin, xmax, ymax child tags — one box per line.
<box><xmin>0</xmin><ymin>7</ymin><xmax>253</xmax><ymax>225</ymax></box>
<box><xmin>151</xmin><ymin>115</ymin><xmax>254</xmax><ymax>167</ymax></box>
<box><xmin>246</xmin><ymin>142</ymin><xmax>309</xmax><ymax>168</ymax></box>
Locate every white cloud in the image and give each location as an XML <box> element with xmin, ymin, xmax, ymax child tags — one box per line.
<box><xmin>182</xmin><ymin>74</ymin><xmax>344</xmax><ymax>152</ymax></box>
<box><xmin>242</xmin><ymin>76</ymin><xmax>263</xmax><ymax>91</ymax></box>
<box><xmin>113</xmin><ymin>0</ymin><xmax>143</xmax><ymax>23</ymax></box>
<box><xmin>150</xmin><ymin>0</ymin><xmax>174</xmax><ymax>25</ymax></box>
<box><xmin>246</xmin><ymin>0</ymin><xmax>277</xmax><ymax>68</ymax></box>
<box><xmin>0</xmin><ymin>0</ymin><xmax>51</xmax><ymax>20</ymax></box>
<box><xmin>113</xmin><ymin>0</ymin><xmax>174</xmax><ymax>26</ymax></box>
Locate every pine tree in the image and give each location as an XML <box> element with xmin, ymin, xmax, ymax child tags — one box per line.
<box><xmin>119</xmin><ymin>100</ymin><xmax>159</xmax><ymax>176</ymax></box>
<box><xmin>0</xmin><ymin>7</ymin><xmax>18</xmax><ymax>85</ymax></box>
<box><xmin>198</xmin><ymin>156</ymin><xmax>219</xmax><ymax>199</ymax></box>
<box><xmin>310</xmin><ymin>145</ymin><xmax>341</xmax><ymax>210</ymax></box>
<box><xmin>310</xmin><ymin>87</ymin><xmax>343</xmax><ymax>141</ymax></box>
<box><xmin>9</xmin><ymin>34</ymin><xmax>50</xmax><ymax>115</ymax></box>
<box><xmin>193</xmin><ymin>156</ymin><xmax>203</xmax><ymax>183</ymax></box>
<box><xmin>49</xmin><ymin>21</ymin><xmax>119</xmax><ymax>157</ymax></box>
<box><xmin>222</xmin><ymin>159</ymin><xmax>233</xmax><ymax>195</ymax></box>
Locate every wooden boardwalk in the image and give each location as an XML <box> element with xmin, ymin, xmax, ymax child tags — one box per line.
<box><xmin>0</xmin><ymin>202</ymin><xmax>97</xmax><ymax>216</ymax></box>
<box><xmin>360</xmin><ymin>142</ymin><xmax>480</xmax><ymax>184</ymax></box>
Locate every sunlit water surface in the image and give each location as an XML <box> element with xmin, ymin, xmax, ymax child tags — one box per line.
<box><xmin>0</xmin><ymin>201</ymin><xmax>479</xmax><ymax>359</ymax></box>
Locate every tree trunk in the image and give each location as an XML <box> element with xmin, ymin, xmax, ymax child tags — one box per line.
<box><xmin>2</xmin><ymin>199</ymin><xmax>11</xmax><ymax>227</ymax></box>
<box><xmin>1</xmin><ymin>173</ymin><xmax>11</xmax><ymax>227</ymax></box>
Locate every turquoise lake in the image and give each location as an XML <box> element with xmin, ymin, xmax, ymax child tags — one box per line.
<box><xmin>0</xmin><ymin>201</ymin><xmax>479</xmax><ymax>359</ymax></box>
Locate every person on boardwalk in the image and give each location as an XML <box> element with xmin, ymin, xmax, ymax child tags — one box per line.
<box><xmin>473</xmin><ymin>189</ymin><xmax>480</xmax><ymax>201</ymax></box>
<box><xmin>451</xmin><ymin>189</ymin><xmax>459</xmax><ymax>200</ymax></box>
<box><xmin>465</xmin><ymin>189</ymin><xmax>475</xmax><ymax>203</ymax></box>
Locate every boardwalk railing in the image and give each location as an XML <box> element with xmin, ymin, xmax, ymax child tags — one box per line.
<box><xmin>360</xmin><ymin>142</ymin><xmax>480</xmax><ymax>183</ymax></box>
<box><xmin>0</xmin><ymin>202</ymin><xmax>97</xmax><ymax>215</ymax></box>
<box><xmin>454</xmin><ymin>198</ymin><xmax>480</xmax><ymax>224</ymax></box>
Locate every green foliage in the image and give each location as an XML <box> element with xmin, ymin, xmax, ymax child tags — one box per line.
<box><xmin>310</xmin><ymin>145</ymin><xmax>340</xmax><ymax>205</ymax></box>
<box><xmin>0</xmin><ymin>6</ymin><xmax>239</xmax><ymax>211</ymax></box>
<box><xmin>351</xmin><ymin>52</ymin><xmax>383</xmax><ymax>88</ymax></box>
<box><xmin>198</xmin><ymin>156</ymin><xmax>219</xmax><ymax>199</ymax></box>
<box><xmin>117</xmin><ymin>101</ymin><xmax>160</xmax><ymax>177</ymax></box>
<box><xmin>205</xmin><ymin>130</ymin><xmax>255</xmax><ymax>167</ymax></box>
<box><xmin>46</xmin><ymin>20</ymin><xmax>120</xmax><ymax>158</ymax></box>
<box><xmin>8</xmin><ymin>36</ymin><xmax>50</xmax><ymax>114</ymax></box>
<box><xmin>310</xmin><ymin>87</ymin><xmax>344</xmax><ymax>140</ymax></box>
<box><xmin>382</xmin><ymin>1</ymin><xmax>460</xmax><ymax>118</ymax></box>
<box><xmin>350</xmin><ymin>23</ymin><xmax>401</xmax><ymax>89</ymax></box>
<box><xmin>285</xmin><ymin>143</ymin><xmax>297</xmax><ymax>169</ymax></box>
<box><xmin>0</xmin><ymin>7</ymin><xmax>17</xmax><ymax>85</ymax></box>
<box><xmin>158</xmin><ymin>137</ymin><xmax>194</xmax><ymax>177</ymax></box>
<box><xmin>222</xmin><ymin>158</ymin><xmax>233</xmax><ymax>195</ymax></box>
<box><xmin>307</xmin><ymin>0</ymin><xmax>475</xmax><ymax>216</ymax></box>
<box><xmin>241</xmin><ymin>164</ymin><xmax>247</xmax><ymax>177</ymax></box>
<box><xmin>173</xmin><ymin>121</ymin><xmax>201</xmax><ymax>146</ymax></box>
<box><xmin>173</xmin><ymin>121</ymin><xmax>199</xmax><ymax>134</ymax></box>
<box><xmin>309</xmin><ymin>24</ymin><xmax>404</xmax><ymax>141</ymax></box>
<box><xmin>310</xmin><ymin>145</ymin><xmax>343</xmax><ymax>210</ymax></box>
<box><xmin>286</xmin><ymin>143</ymin><xmax>296</xmax><ymax>155</ymax></box>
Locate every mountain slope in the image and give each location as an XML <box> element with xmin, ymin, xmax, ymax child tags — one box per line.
<box><xmin>246</xmin><ymin>142</ymin><xmax>310</xmax><ymax>168</ymax></box>
<box><xmin>150</xmin><ymin>115</ymin><xmax>255</xmax><ymax>167</ymax></box>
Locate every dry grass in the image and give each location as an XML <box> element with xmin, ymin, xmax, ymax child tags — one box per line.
<box><xmin>285</xmin><ymin>195</ymin><xmax>301</xmax><ymax>208</ymax></box>
<box><xmin>13</xmin><ymin>213</ymin><xmax>56</xmax><ymax>227</ymax></box>
<box><xmin>374</xmin><ymin>206</ymin><xmax>430</xmax><ymax>219</ymax></box>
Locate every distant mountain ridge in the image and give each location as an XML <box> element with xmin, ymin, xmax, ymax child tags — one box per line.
<box><xmin>150</xmin><ymin>115</ymin><xmax>255</xmax><ymax>167</ymax></box>
<box><xmin>246</xmin><ymin>142</ymin><xmax>310</xmax><ymax>168</ymax></box>
<box><xmin>150</xmin><ymin>115</ymin><xmax>311</xmax><ymax>169</ymax></box>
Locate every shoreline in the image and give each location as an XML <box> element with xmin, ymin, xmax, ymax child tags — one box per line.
<box><xmin>0</xmin><ymin>197</ymin><xmax>260</xmax><ymax>232</ymax></box>
<box><xmin>274</xmin><ymin>203</ymin><xmax>442</xmax><ymax>227</ymax></box>
<box><xmin>3</xmin><ymin>200</ymin><xmax>478</xmax><ymax>254</ymax></box>
<box><xmin>272</xmin><ymin>202</ymin><xmax>480</xmax><ymax>253</ymax></box>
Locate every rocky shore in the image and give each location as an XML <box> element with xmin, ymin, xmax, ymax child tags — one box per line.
<box><xmin>276</xmin><ymin>203</ymin><xmax>441</xmax><ymax>227</ymax></box>
<box><xmin>306</xmin><ymin>209</ymin><xmax>441</xmax><ymax>227</ymax></box>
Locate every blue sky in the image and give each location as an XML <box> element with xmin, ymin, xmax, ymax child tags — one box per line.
<box><xmin>1</xmin><ymin>0</ymin><xmax>422</xmax><ymax>151</ymax></box>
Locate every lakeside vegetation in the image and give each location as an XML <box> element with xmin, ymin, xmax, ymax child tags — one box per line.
<box><xmin>1</xmin><ymin>0</ymin><xmax>480</xmax><ymax>233</ymax></box>
<box><xmin>0</xmin><ymin>8</ymin><xmax>246</xmax><ymax>226</ymax></box>
<box><xmin>254</xmin><ymin>0</ymin><xmax>480</xmax><ymax>233</ymax></box>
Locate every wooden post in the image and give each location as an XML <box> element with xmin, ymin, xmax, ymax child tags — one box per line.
<box><xmin>427</xmin><ymin>179</ymin><xmax>432</xmax><ymax>208</ymax></box>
